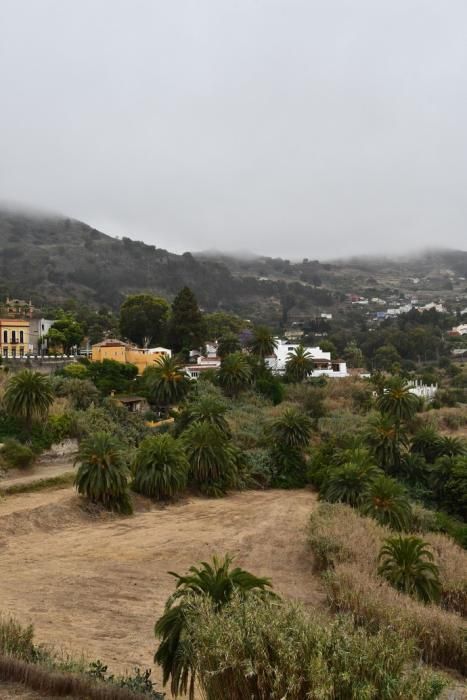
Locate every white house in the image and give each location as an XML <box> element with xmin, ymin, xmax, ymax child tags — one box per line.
<box><xmin>184</xmin><ymin>341</ymin><xmax>221</xmax><ymax>379</ymax></box>
<box><xmin>265</xmin><ymin>339</ymin><xmax>348</xmax><ymax>378</ymax></box>
<box><xmin>146</xmin><ymin>346</ymin><xmax>172</xmax><ymax>357</ymax></box>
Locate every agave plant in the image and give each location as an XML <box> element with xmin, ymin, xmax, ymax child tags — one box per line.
<box><xmin>3</xmin><ymin>369</ymin><xmax>54</xmax><ymax>432</ymax></box>
<box><xmin>154</xmin><ymin>554</ymin><xmax>274</xmax><ymax>699</ymax></box>
<box><xmin>378</xmin><ymin>536</ymin><xmax>441</xmax><ymax>603</ymax></box>
<box><xmin>361</xmin><ymin>474</ymin><xmax>411</xmax><ymax>531</ymax></box>
<box><xmin>324</xmin><ymin>461</ymin><xmax>381</xmax><ymax>507</ymax></box>
<box><xmin>74</xmin><ymin>432</ymin><xmax>132</xmax><ymax>514</ymax></box>
<box><xmin>132</xmin><ymin>434</ymin><xmax>189</xmax><ymax>500</ymax></box>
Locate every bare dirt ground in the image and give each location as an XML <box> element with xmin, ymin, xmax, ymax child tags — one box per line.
<box><xmin>0</xmin><ymin>487</ymin><xmax>321</xmax><ymax>695</ymax></box>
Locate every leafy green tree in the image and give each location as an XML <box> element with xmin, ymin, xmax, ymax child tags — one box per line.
<box><xmin>324</xmin><ymin>461</ymin><xmax>381</xmax><ymax>507</ymax></box>
<box><xmin>218</xmin><ymin>352</ymin><xmax>252</xmax><ymax>397</ymax></box>
<box><xmin>203</xmin><ymin>312</ymin><xmax>245</xmax><ymax>339</ymax></box>
<box><xmin>217</xmin><ymin>333</ymin><xmax>241</xmax><ymax>359</ymax></box>
<box><xmin>144</xmin><ymin>356</ymin><xmax>190</xmax><ymax>410</ymax></box>
<box><xmin>182</xmin><ymin>422</ymin><xmax>236</xmax><ymax>495</ymax></box>
<box><xmin>248</xmin><ymin>326</ymin><xmax>277</xmax><ymax>361</ymax></box>
<box><xmin>74</xmin><ymin>432</ymin><xmax>132</xmax><ymax>514</ymax></box>
<box><xmin>285</xmin><ymin>345</ymin><xmax>314</xmax><ymax>382</ymax></box>
<box><xmin>63</xmin><ymin>377</ymin><xmax>100</xmax><ymax>410</ymax></box>
<box><xmin>132</xmin><ymin>434</ymin><xmax>188</xmax><ymax>500</ymax></box>
<box><xmin>3</xmin><ymin>370</ymin><xmax>54</xmax><ymax>432</ymax></box>
<box><xmin>343</xmin><ymin>341</ymin><xmax>364</xmax><ymax>369</ymax></box>
<box><xmin>378</xmin><ymin>536</ymin><xmax>441</xmax><ymax>603</ymax></box>
<box><xmin>46</xmin><ymin>313</ymin><xmax>84</xmax><ymax>353</ymax></box>
<box><xmin>167</xmin><ymin>287</ymin><xmax>206</xmax><ymax>354</ymax></box>
<box><xmin>373</xmin><ymin>345</ymin><xmax>402</xmax><ymax>372</ymax></box>
<box><xmin>362</xmin><ymin>474</ymin><xmax>411</xmax><ymax>530</ymax></box>
<box><xmin>376</xmin><ymin>376</ymin><xmax>419</xmax><ymax>423</ymax></box>
<box><xmin>154</xmin><ymin>555</ymin><xmax>273</xmax><ymax>699</ymax></box>
<box><xmin>88</xmin><ymin>359</ymin><xmax>138</xmax><ymax>395</ymax></box>
<box><xmin>120</xmin><ymin>294</ymin><xmax>170</xmax><ymax>347</ymax></box>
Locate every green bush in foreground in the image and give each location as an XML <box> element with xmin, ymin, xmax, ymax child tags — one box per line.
<box><xmin>154</xmin><ymin>555</ymin><xmax>273</xmax><ymax>699</ymax></box>
<box><xmin>183</xmin><ymin>594</ymin><xmax>446</xmax><ymax>700</ymax></box>
<box><xmin>1</xmin><ymin>438</ymin><xmax>35</xmax><ymax>469</ymax></box>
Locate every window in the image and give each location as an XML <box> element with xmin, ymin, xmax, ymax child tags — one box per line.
<box><xmin>12</xmin><ymin>331</ymin><xmax>16</xmax><ymax>343</ymax></box>
<box><xmin>11</xmin><ymin>348</ymin><xmax>16</xmax><ymax>358</ymax></box>
<box><xmin>3</xmin><ymin>330</ymin><xmax>7</xmax><ymax>343</ymax></box>
<box><xmin>3</xmin><ymin>348</ymin><xmax>7</xmax><ymax>358</ymax></box>
<box><xmin>20</xmin><ymin>330</ymin><xmax>24</xmax><ymax>343</ymax></box>
<box><xmin>19</xmin><ymin>348</ymin><xmax>24</xmax><ymax>358</ymax></box>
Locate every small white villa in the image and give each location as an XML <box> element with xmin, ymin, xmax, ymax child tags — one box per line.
<box><xmin>265</xmin><ymin>339</ymin><xmax>348</xmax><ymax>378</ymax></box>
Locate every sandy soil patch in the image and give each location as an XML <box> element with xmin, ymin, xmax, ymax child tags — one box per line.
<box><xmin>0</xmin><ymin>487</ymin><xmax>321</xmax><ymax>693</ymax></box>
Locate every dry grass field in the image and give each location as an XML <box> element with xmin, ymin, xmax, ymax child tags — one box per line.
<box><xmin>0</xmin><ymin>486</ymin><xmax>322</xmax><ymax>695</ymax></box>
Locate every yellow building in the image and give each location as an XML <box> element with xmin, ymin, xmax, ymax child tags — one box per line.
<box><xmin>0</xmin><ymin>318</ymin><xmax>31</xmax><ymax>358</ymax></box>
<box><xmin>91</xmin><ymin>339</ymin><xmax>171</xmax><ymax>374</ymax></box>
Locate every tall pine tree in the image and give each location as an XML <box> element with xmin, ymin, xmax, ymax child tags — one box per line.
<box><xmin>167</xmin><ymin>287</ymin><xmax>206</xmax><ymax>354</ymax></box>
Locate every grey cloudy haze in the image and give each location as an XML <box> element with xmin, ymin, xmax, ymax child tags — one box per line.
<box><xmin>1</xmin><ymin>0</ymin><xmax>466</xmax><ymax>259</ymax></box>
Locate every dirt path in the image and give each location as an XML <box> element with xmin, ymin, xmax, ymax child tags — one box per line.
<box><xmin>0</xmin><ymin>456</ymin><xmax>75</xmax><ymax>490</ymax></box>
<box><xmin>0</xmin><ymin>488</ymin><xmax>321</xmax><ymax>692</ymax></box>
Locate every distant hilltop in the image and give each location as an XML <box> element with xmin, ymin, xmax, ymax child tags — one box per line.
<box><xmin>1</xmin><ymin>206</ymin><xmax>467</xmax><ymax>325</ymax></box>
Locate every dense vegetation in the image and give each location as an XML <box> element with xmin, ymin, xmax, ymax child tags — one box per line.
<box><xmin>1</xmin><ymin>282</ymin><xmax>467</xmax><ymax>696</ymax></box>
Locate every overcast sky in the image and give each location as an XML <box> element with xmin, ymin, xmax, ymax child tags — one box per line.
<box><xmin>1</xmin><ymin>1</ymin><xmax>466</xmax><ymax>259</ymax></box>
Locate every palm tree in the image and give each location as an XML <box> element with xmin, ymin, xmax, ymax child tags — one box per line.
<box><xmin>270</xmin><ymin>408</ymin><xmax>312</xmax><ymax>449</ymax></box>
<box><xmin>410</xmin><ymin>427</ymin><xmax>443</xmax><ymax>464</ymax></box>
<box><xmin>217</xmin><ymin>333</ymin><xmax>241</xmax><ymax>359</ymax></box>
<box><xmin>376</xmin><ymin>376</ymin><xmax>419</xmax><ymax>424</ymax></box>
<box><xmin>362</xmin><ymin>474</ymin><xmax>411</xmax><ymax>531</ymax></box>
<box><xmin>365</xmin><ymin>413</ymin><xmax>406</xmax><ymax>471</ymax></box>
<box><xmin>218</xmin><ymin>352</ymin><xmax>252</xmax><ymax>397</ymax></box>
<box><xmin>378</xmin><ymin>536</ymin><xmax>441</xmax><ymax>603</ymax></box>
<box><xmin>132</xmin><ymin>434</ymin><xmax>188</xmax><ymax>500</ymax></box>
<box><xmin>74</xmin><ymin>432</ymin><xmax>132</xmax><ymax>514</ymax></box>
<box><xmin>182</xmin><ymin>421</ymin><xmax>236</xmax><ymax>494</ymax></box>
<box><xmin>3</xmin><ymin>369</ymin><xmax>54</xmax><ymax>432</ymax></box>
<box><xmin>324</xmin><ymin>461</ymin><xmax>381</xmax><ymax>507</ymax></box>
<box><xmin>285</xmin><ymin>345</ymin><xmax>314</xmax><ymax>383</ymax></box>
<box><xmin>154</xmin><ymin>554</ymin><xmax>274</xmax><ymax>699</ymax></box>
<box><xmin>144</xmin><ymin>355</ymin><xmax>190</xmax><ymax>410</ymax></box>
<box><xmin>185</xmin><ymin>395</ymin><xmax>230</xmax><ymax>436</ymax></box>
<box><xmin>248</xmin><ymin>326</ymin><xmax>277</xmax><ymax>361</ymax></box>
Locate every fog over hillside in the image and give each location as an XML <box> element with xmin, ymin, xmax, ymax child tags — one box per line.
<box><xmin>1</xmin><ymin>1</ymin><xmax>467</xmax><ymax>258</ymax></box>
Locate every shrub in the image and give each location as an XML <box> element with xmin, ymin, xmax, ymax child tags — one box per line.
<box><xmin>182</xmin><ymin>421</ymin><xmax>237</xmax><ymax>495</ymax></box>
<box><xmin>308</xmin><ymin>504</ymin><xmax>467</xmax><ymax>672</ymax></box>
<box><xmin>0</xmin><ymin>614</ymin><xmax>36</xmax><ymax>660</ymax></box>
<box><xmin>132</xmin><ymin>434</ymin><xmax>188</xmax><ymax>500</ymax></box>
<box><xmin>1</xmin><ymin>438</ymin><xmax>34</xmax><ymax>469</ymax></box>
<box><xmin>154</xmin><ymin>555</ymin><xmax>273</xmax><ymax>698</ymax></box>
<box><xmin>183</xmin><ymin>594</ymin><xmax>446</xmax><ymax>700</ymax></box>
